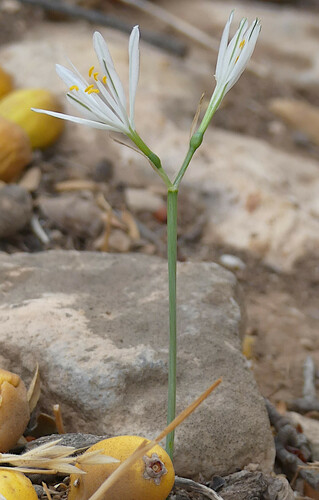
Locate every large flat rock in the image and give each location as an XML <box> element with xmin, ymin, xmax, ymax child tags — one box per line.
<box><xmin>0</xmin><ymin>251</ymin><xmax>274</xmax><ymax>477</ymax></box>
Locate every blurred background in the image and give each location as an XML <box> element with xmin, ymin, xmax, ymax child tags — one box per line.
<box><xmin>0</xmin><ymin>0</ymin><xmax>319</xmax><ymax>437</ymax></box>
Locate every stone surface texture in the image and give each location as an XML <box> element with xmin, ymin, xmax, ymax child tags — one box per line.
<box><xmin>0</xmin><ymin>251</ymin><xmax>274</xmax><ymax>477</ymax></box>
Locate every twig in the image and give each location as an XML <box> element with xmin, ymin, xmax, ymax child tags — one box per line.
<box><xmin>265</xmin><ymin>399</ymin><xmax>319</xmax><ymax>490</ymax></box>
<box><xmin>53</xmin><ymin>404</ymin><xmax>65</xmax><ymax>435</ymax></box>
<box><xmin>303</xmin><ymin>356</ymin><xmax>317</xmax><ymax>400</ymax></box>
<box><xmin>30</xmin><ymin>215</ymin><xmax>50</xmax><ymax>244</ymax></box>
<box><xmin>16</xmin><ymin>0</ymin><xmax>186</xmax><ymax>56</ymax></box>
<box><xmin>117</xmin><ymin>0</ymin><xmax>218</xmax><ymax>50</ymax></box>
<box><xmin>174</xmin><ymin>476</ymin><xmax>225</xmax><ymax>500</ymax></box>
<box><xmin>42</xmin><ymin>482</ymin><xmax>53</xmax><ymax>500</ymax></box>
<box><xmin>87</xmin><ymin>379</ymin><xmax>222</xmax><ymax>500</ymax></box>
<box><xmin>289</xmin><ymin>356</ymin><xmax>319</xmax><ymax>413</ymax></box>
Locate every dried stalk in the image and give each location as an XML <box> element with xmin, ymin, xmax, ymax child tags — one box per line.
<box><xmin>117</xmin><ymin>0</ymin><xmax>218</xmax><ymax>50</ymax></box>
<box><xmin>88</xmin><ymin>378</ymin><xmax>222</xmax><ymax>500</ymax></box>
<box><xmin>175</xmin><ymin>476</ymin><xmax>225</xmax><ymax>500</ymax></box>
<box><xmin>0</xmin><ymin>439</ymin><xmax>118</xmax><ymax>475</ymax></box>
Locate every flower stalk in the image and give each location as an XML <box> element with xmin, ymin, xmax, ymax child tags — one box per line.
<box><xmin>166</xmin><ymin>187</ymin><xmax>178</xmax><ymax>458</ymax></box>
<box><xmin>32</xmin><ymin>11</ymin><xmax>260</xmax><ymax>461</ymax></box>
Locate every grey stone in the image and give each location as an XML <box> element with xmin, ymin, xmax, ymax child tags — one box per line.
<box><xmin>0</xmin><ymin>251</ymin><xmax>275</xmax><ymax>477</ymax></box>
<box><xmin>0</xmin><ymin>184</ymin><xmax>32</xmax><ymax>238</ymax></box>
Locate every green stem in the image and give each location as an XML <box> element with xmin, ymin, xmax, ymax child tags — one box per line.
<box><xmin>130</xmin><ymin>130</ymin><xmax>173</xmax><ymax>188</ymax></box>
<box><xmin>173</xmin><ymin>131</ymin><xmax>203</xmax><ymax>189</ymax></box>
<box><xmin>166</xmin><ymin>186</ymin><xmax>178</xmax><ymax>459</ymax></box>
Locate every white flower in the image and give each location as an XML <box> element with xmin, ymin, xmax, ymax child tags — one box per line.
<box><xmin>198</xmin><ymin>12</ymin><xmax>261</xmax><ymax>135</ymax></box>
<box><xmin>32</xmin><ymin>26</ymin><xmax>140</xmax><ymax>138</ymax></box>
<box><xmin>215</xmin><ymin>11</ymin><xmax>261</xmax><ymax>94</ymax></box>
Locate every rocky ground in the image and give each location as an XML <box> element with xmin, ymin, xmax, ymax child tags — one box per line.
<box><xmin>0</xmin><ymin>0</ymin><xmax>319</xmax><ymax>498</ymax></box>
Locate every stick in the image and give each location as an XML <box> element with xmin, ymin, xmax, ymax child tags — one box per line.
<box><xmin>16</xmin><ymin>0</ymin><xmax>186</xmax><ymax>56</ymax></box>
<box><xmin>88</xmin><ymin>379</ymin><xmax>222</xmax><ymax>500</ymax></box>
<box><xmin>175</xmin><ymin>476</ymin><xmax>225</xmax><ymax>500</ymax></box>
<box><xmin>117</xmin><ymin>0</ymin><xmax>218</xmax><ymax>50</ymax></box>
<box><xmin>289</xmin><ymin>356</ymin><xmax>319</xmax><ymax>413</ymax></box>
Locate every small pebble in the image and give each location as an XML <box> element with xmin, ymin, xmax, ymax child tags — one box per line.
<box><xmin>108</xmin><ymin>229</ymin><xmax>131</xmax><ymax>252</ymax></box>
<box><xmin>219</xmin><ymin>254</ymin><xmax>246</xmax><ymax>271</ymax></box>
<box><xmin>39</xmin><ymin>194</ymin><xmax>104</xmax><ymax>239</ymax></box>
<box><xmin>125</xmin><ymin>188</ymin><xmax>165</xmax><ymax>213</ymax></box>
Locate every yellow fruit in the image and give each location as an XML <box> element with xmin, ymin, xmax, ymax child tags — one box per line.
<box><xmin>0</xmin><ymin>368</ymin><xmax>30</xmax><ymax>452</ymax></box>
<box><xmin>0</xmin><ymin>117</ymin><xmax>32</xmax><ymax>182</ymax></box>
<box><xmin>0</xmin><ymin>67</ymin><xmax>13</xmax><ymax>100</ymax></box>
<box><xmin>68</xmin><ymin>435</ymin><xmax>175</xmax><ymax>500</ymax></box>
<box><xmin>0</xmin><ymin>470</ymin><xmax>38</xmax><ymax>500</ymax></box>
<box><xmin>0</xmin><ymin>88</ymin><xmax>64</xmax><ymax>149</ymax></box>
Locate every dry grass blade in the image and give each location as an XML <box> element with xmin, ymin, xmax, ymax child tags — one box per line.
<box><xmin>42</xmin><ymin>482</ymin><xmax>53</xmax><ymax>500</ymax></box>
<box><xmin>53</xmin><ymin>404</ymin><xmax>65</xmax><ymax>434</ymax></box>
<box><xmin>0</xmin><ymin>439</ymin><xmax>118</xmax><ymax>475</ymax></box>
<box><xmin>190</xmin><ymin>93</ymin><xmax>205</xmax><ymax>140</ymax></box>
<box><xmin>155</xmin><ymin>378</ymin><xmax>222</xmax><ymax>442</ymax></box>
<box><xmin>88</xmin><ymin>378</ymin><xmax>222</xmax><ymax>500</ymax></box>
<box><xmin>27</xmin><ymin>364</ymin><xmax>41</xmax><ymax>413</ymax></box>
<box><xmin>54</xmin><ymin>180</ymin><xmax>99</xmax><ymax>192</ymax></box>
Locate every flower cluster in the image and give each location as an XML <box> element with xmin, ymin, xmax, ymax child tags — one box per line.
<box><xmin>33</xmin><ymin>12</ymin><xmax>261</xmax><ymax>145</ymax></box>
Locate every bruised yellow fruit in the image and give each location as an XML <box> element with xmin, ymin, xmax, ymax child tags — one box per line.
<box><xmin>0</xmin><ymin>368</ymin><xmax>30</xmax><ymax>452</ymax></box>
<box><xmin>0</xmin><ymin>117</ymin><xmax>32</xmax><ymax>182</ymax></box>
<box><xmin>68</xmin><ymin>435</ymin><xmax>175</xmax><ymax>500</ymax></box>
<box><xmin>0</xmin><ymin>469</ymin><xmax>38</xmax><ymax>500</ymax></box>
<box><xmin>0</xmin><ymin>67</ymin><xmax>13</xmax><ymax>100</ymax></box>
<box><xmin>0</xmin><ymin>88</ymin><xmax>64</xmax><ymax>149</ymax></box>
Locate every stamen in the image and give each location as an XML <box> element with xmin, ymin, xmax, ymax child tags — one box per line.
<box><xmin>87</xmin><ymin>88</ymin><xmax>100</xmax><ymax>94</ymax></box>
<box><xmin>85</xmin><ymin>84</ymin><xmax>95</xmax><ymax>93</ymax></box>
<box><xmin>102</xmin><ymin>75</ymin><xmax>107</xmax><ymax>85</ymax></box>
<box><xmin>93</xmin><ymin>72</ymin><xmax>99</xmax><ymax>81</ymax></box>
<box><xmin>69</xmin><ymin>85</ymin><xmax>79</xmax><ymax>91</ymax></box>
<box><xmin>89</xmin><ymin>66</ymin><xmax>95</xmax><ymax>77</ymax></box>
<box><xmin>239</xmin><ymin>40</ymin><xmax>245</xmax><ymax>49</ymax></box>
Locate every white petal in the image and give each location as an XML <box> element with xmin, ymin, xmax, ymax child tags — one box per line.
<box><xmin>221</xmin><ymin>17</ymin><xmax>247</xmax><ymax>76</ymax></box>
<box><xmin>226</xmin><ymin>19</ymin><xmax>261</xmax><ymax>90</ymax></box>
<box><xmin>93</xmin><ymin>31</ymin><xmax>127</xmax><ymax>110</ymax></box>
<box><xmin>95</xmin><ymin>80</ymin><xmax>129</xmax><ymax>128</ymax></box>
<box><xmin>215</xmin><ymin>11</ymin><xmax>233</xmax><ymax>81</ymax></box>
<box><xmin>65</xmin><ymin>94</ymin><xmax>97</xmax><ymax>120</ymax></box>
<box><xmin>56</xmin><ymin>64</ymin><xmax>87</xmax><ymax>91</ymax></box>
<box><xmin>32</xmin><ymin>108</ymin><xmax>121</xmax><ymax>132</ymax></box>
<box><xmin>128</xmin><ymin>25</ymin><xmax>140</xmax><ymax>128</ymax></box>
<box><xmin>66</xmin><ymin>94</ymin><xmax>128</xmax><ymax>133</ymax></box>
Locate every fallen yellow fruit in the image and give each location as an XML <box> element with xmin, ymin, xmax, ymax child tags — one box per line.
<box><xmin>0</xmin><ymin>469</ymin><xmax>38</xmax><ymax>499</ymax></box>
<box><xmin>0</xmin><ymin>368</ymin><xmax>30</xmax><ymax>452</ymax></box>
<box><xmin>68</xmin><ymin>435</ymin><xmax>175</xmax><ymax>500</ymax></box>
<box><xmin>0</xmin><ymin>88</ymin><xmax>64</xmax><ymax>149</ymax></box>
<box><xmin>0</xmin><ymin>117</ymin><xmax>32</xmax><ymax>182</ymax></box>
<box><xmin>0</xmin><ymin>67</ymin><xmax>13</xmax><ymax>100</ymax></box>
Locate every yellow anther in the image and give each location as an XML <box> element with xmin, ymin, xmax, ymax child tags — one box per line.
<box><xmin>93</xmin><ymin>72</ymin><xmax>99</xmax><ymax>81</ymax></box>
<box><xmin>69</xmin><ymin>85</ymin><xmax>79</xmax><ymax>91</ymax></box>
<box><xmin>89</xmin><ymin>66</ymin><xmax>95</xmax><ymax>77</ymax></box>
<box><xmin>85</xmin><ymin>84</ymin><xmax>95</xmax><ymax>93</ymax></box>
<box><xmin>87</xmin><ymin>88</ymin><xmax>100</xmax><ymax>94</ymax></box>
<box><xmin>239</xmin><ymin>40</ymin><xmax>245</xmax><ymax>49</ymax></box>
<box><xmin>102</xmin><ymin>75</ymin><xmax>107</xmax><ymax>85</ymax></box>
